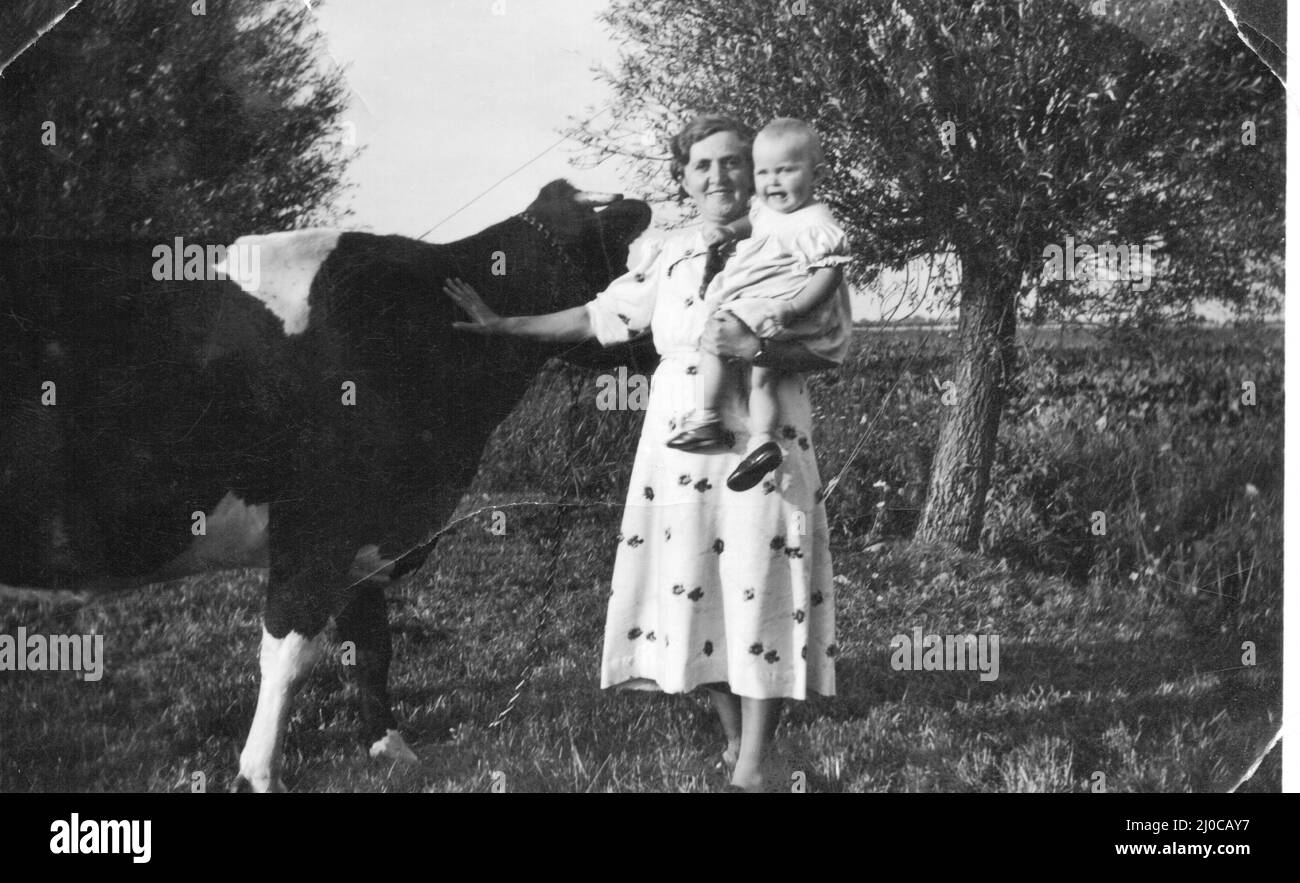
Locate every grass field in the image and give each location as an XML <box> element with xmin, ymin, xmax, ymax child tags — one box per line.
<box><xmin>0</xmin><ymin>323</ymin><xmax>1282</xmax><ymax>792</ymax></box>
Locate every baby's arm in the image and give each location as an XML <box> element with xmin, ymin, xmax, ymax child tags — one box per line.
<box><xmin>769</xmin><ymin>265</ymin><xmax>843</xmax><ymax>328</ymax></box>
<box><xmin>703</xmin><ymin>215</ymin><xmax>753</xmax><ymax>248</ymax></box>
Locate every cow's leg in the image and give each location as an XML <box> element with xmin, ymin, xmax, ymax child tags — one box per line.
<box><xmin>233</xmin><ymin>531</ymin><xmax>341</xmax><ymax>793</ymax></box>
<box><xmin>335</xmin><ymin>582</ymin><xmax>417</xmax><ymax>764</ymax></box>
<box><xmin>233</xmin><ymin>625</ymin><xmax>326</xmax><ymax>792</ymax></box>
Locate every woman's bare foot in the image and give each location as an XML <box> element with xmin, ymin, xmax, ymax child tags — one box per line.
<box><xmin>730</xmin><ymin>746</ymin><xmax>792</xmax><ymax>792</ymax></box>
<box><xmin>720</xmin><ymin>740</ymin><xmax>740</xmax><ymax>775</ymax></box>
<box><xmin>731</xmin><ymin>743</ymin><xmax>772</xmax><ymax>792</ymax></box>
<box><xmin>730</xmin><ymin>757</ymin><xmax>766</xmax><ymax>792</ymax></box>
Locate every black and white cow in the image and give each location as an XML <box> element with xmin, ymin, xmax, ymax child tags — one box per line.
<box><xmin>0</xmin><ymin>181</ymin><xmax>653</xmax><ymax>791</ymax></box>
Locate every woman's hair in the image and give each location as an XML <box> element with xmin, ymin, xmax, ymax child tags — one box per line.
<box><xmin>668</xmin><ymin>113</ymin><xmax>755</xmax><ymax>191</ymax></box>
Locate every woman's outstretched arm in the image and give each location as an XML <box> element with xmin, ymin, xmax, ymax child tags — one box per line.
<box><xmin>444</xmin><ymin>278</ymin><xmax>594</xmax><ymax>343</ymax></box>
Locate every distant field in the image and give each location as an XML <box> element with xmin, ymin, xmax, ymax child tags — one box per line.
<box><xmin>0</xmin><ymin>324</ymin><xmax>1281</xmax><ymax>792</ymax></box>
<box><xmin>853</xmin><ymin>319</ymin><xmax>1285</xmax><ymax>350</ymax></box>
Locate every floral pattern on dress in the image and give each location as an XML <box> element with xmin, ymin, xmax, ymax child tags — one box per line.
<box><xmin>588</xmin><ymin>230</ymin><xmax>837</xmax><ymax>700</ymax></box>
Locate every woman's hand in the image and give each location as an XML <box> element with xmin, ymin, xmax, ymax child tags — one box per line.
<box><xmin>702</xmin><ymin>309</ymin><xmax>838</xmax><ymax>373</ymax></box>
<box><xmin>702</xmin><ymin>223</ymin><xmax>738</xmax><ymax>249</ymax></box>
<box><xmin>700</xmin><ymin>310</ymin><xmax>762</xmax><ymax>361</ymax></box>
<box><xmin>444</xmin><ymin>278</ymin><xmax>504</xmax><ymax>334</ymax></box>
<box><xmin>442</xmin><ymin>280</ymin><xmax>595</xmax><ymax>343</ymax></box>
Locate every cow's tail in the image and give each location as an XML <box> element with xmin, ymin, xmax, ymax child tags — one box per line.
<box><xmin>0</xmin><ymin>582</ymin><xmax>95</xmax><ymax>607</ymax></box>
<box><xmin>0</xmin><ymin>566</ymin><xmax>210</xmax><ymax>608</ymax></box>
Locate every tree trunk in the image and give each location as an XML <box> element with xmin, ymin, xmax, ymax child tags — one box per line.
<box><xmin>915</xmin><ymin>256</ymin><xmax>1019</xmax><ymax>550</ymax></box>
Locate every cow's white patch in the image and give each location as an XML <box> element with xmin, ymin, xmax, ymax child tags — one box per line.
<box><xmin>148</xmin><ymin>492</ymin><xmax>268</xmax><ymax>584</ymax></box>
<box><xmin>237</xmin><ymin>627</ymin><xmax>326</xmax><ymax>793</ymax></box>
<box><xmin>215</xmin><ymin>229</ymin><xmax>341</xmax><ymax>336</ymax></box>
<box><xmin>369</xmin><ymin>728</ymin><xmax>418</xmax><ymax>764</ymax></box>
<box><xmin>190</xmin><ymin>492</ymin><xmax>269</xmax><ymax>568</ymax></box>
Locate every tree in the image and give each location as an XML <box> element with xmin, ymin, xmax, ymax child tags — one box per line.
<box><xmin>0</xmin><ymin>0</ymin><xmax>354</xmax><ymax>239</ymax></box>
<box><xmin>569</xmin><ymin>0</ymin><xmax>1283</xmax><ymax>549</ymax></box>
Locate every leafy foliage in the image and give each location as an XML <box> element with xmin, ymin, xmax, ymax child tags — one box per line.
<box><xmin>482</xmin><ymin>324</ymin><xmax>1282</xmax><ymax>638</ymax></box>
<box><xmin>0</xmin><ymin>0</ymin><xmax>354</xmax><ymax>239</ymax></box>
<box><xmin>569</xmin><ymin>0</ymin><xmax>1282</xmax><ymax>315</ymax></box>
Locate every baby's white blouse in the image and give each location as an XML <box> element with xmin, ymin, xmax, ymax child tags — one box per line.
<box><xmin>583</xmin><ymin>227</ymin><xmax>837</xmax><ymax>700</ymax></box>
<box><xmin>710</xmin><ymin>201</ymin><xmax>854</xmax><ymax>365</ymax></box>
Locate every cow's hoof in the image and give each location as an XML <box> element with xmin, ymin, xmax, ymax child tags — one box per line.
<box><xmin>369</xmin><ymin>729</ymin><xmax>418</xmax><ymax>764</ymax></box>
<box><xmin>231</xmin><ymin>772</ymin><xmax>287</xmax><ymax>793</ymax></box>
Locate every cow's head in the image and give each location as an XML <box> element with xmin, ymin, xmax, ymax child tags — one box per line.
<box><xmin>508</xmin><ymin>180</ymin><xmax>658</xmax><ymax>371</ymax></box>
<box><xmin>516</xmin><ymin>179</ymin><xmax>652</xmax><ymax>301</ymax></box>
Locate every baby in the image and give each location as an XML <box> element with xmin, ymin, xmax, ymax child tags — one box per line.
<box><xmin>667</xmin><ymin>118</ymin><xmax>853</xmax><ymax>492</ymax></box>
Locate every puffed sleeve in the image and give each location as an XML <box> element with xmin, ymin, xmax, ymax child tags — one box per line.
<box><xmin>792</xmin><ymin>223</ymin><xmax>853</xmax><ymax>275</ymax></box>
<box><xmin>585</xmin><ymin>238</ymin><xmax>664</xmax><ymax>347</ymax></box>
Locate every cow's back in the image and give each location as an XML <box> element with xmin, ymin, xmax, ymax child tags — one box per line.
<box><xmin>0</xmin><ymin>238</ymin><xmax>295</xmax><ymax>584</ymax></box>
<box><xmin>267</xmin><ymin>232</ymin><xmax>561</xmax><ymax>548</ymax></box>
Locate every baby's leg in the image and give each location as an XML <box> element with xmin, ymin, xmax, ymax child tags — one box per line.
<box><xmin>690</xmin><ymin>347</ymin><xmax>726</xmax><ymax>428</ymax></box>
<box><xmin>666</xmin><ymin>337</ymin><xmax>728</xmax><ymax>450</ymax></box>
<box><xmin>727</xmin><ymin>365</ymin><xmax>786</xmax><ymax>491</ymax></box>
<box><xmin>747</xmin><ymin>365</ymin><xmax>781</xmax><ymax>445</ymax></box>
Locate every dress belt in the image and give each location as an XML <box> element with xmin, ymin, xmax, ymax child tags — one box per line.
<box><xmin>658</xmin><ymin>348</ymin><xmax>700</xmax><ymax>363</ymax></box>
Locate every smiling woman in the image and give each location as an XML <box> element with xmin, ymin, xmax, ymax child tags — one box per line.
<box><xmin>445</xmin><ymin>113</ymin><xmax>842</xmax><ymax>793</ymax></box>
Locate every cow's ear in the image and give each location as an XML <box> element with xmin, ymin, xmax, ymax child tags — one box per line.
<box><xmin>574</xmin><ymin>190</ymin><xmax>622</xmax><ymax>206</ymax></box>
<box><xmin>535</xmin><ymin>179</ymin><xmax>579</xmax><ymax>204</ymax></box>
<box><xmin>526</xmin><ymin>180</ymin><xmax>587</xmax><ymax>241</ymax></box>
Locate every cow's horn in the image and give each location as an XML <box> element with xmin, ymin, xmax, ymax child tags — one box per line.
<box><xmin>574</xmin><ymin>190</ymin><xmax>623</xmax><ymax>206</ymax></box>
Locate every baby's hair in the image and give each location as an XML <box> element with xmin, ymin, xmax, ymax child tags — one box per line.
<box><xmin>757</xmin><ymin>117</ymin><xmax>825</xmax><ymax>167</ymax></box>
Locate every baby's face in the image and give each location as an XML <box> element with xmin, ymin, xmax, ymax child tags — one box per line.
<box><xmin>753</xmin><ymin>133</ymin><xmax>820</xmax><ymax>213</ymax></box>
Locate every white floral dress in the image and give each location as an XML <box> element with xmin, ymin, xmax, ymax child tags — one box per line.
<box><xmin>586</xmin><ymin>227</ymin><xmax>842</xmax><ymax>700</ymax></box>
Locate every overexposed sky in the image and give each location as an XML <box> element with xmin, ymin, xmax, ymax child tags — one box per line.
<box><xmin>310</xmin><ymin>0</ymin><xmax>631</xmax><ymax>242</ymax></box>
<box><xmin>304</xmin><ymin>0</ymin><xmax>1258</xmax><ymax>323</ymax></box>
<box><xmin>303</xmin><ymin>0</ymin><xmax>906</xmax><ymax>320</ymax></box>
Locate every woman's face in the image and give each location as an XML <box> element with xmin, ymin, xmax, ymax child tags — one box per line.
<box><xmin>679</xmin><ymin>130</ymin><xmax>753</xmax><ymax>225</ymax></box>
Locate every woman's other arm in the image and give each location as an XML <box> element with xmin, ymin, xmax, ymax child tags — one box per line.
<box><xmin>444</xmin><ymin>278</ymin><xmax>594</xmax><ymax>343</ymax></box>
<box><xmin>753</xmin><ymin>338</ymin><xmax>838</xmax><ymax>372</ymax></box>
<box><xmin>701</xmin><ymin>310</ymin><xmax>837</xmax><ymax>373</ymax></box>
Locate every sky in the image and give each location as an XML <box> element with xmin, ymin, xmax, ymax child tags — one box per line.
<box><xmin>304</xmin><ymin>0</ymin><xmax>1259</xmax><ymax>323</ymax></box>
<box><xmin>307</xmin><ymin>0</ymin><xmax>919</xmax><ymax>321</ymax></box>
<box><xmin>310</xmin><ymin>0</ymin><xmax>630</xmax><ymax>242</ymax></box>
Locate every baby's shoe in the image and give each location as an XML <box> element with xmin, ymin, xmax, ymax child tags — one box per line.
<box><xmin>727</xmin><ymin>441</ymin><xmax>783</xmax><ymax>491</ymax></box>
<box><xmin>667</xmin><ymin>418</ymin><xmax>728</xmax><ymax>452</ymax></box>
